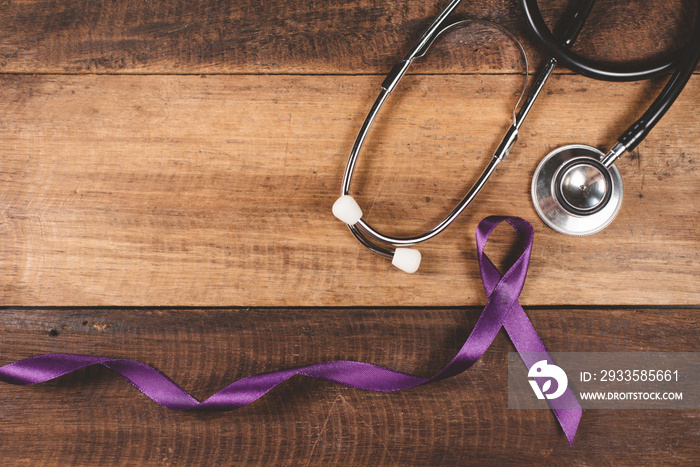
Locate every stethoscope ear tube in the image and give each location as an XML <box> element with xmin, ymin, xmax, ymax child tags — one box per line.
<box><xmin>335</xmin><ymin>17</ymin><xmax>532</xmax><ymax>272</ymax></box>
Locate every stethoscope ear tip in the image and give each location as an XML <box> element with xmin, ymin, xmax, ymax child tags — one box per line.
<box><xmin>333</xmin><ymin>195</ymin><xmax>363</xmax><ymax>225</ymax></box>
<box><xmin>333</xmin><ymin>195</ymin><xmax>421</xmax><ymax>272</ymax></box>
<box><xmin>392</xmin><ymin>248</ymin><xmax>422</xmax><ymax>274</ymax></box>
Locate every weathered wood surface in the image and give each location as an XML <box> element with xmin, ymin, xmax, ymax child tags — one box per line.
<box><xmin>1</xmin><ymin>0</ymin><xmax>698</xmax><ymax>465</ymax></box>
<box><xmin>0</xmin><ymin>0</ymin><xmax>695</xmax><ymax>74</ymax></box>
<box><xmin>0</xmin><ymin>74</ymin><xmax>697</xmax><ymax>306</ymax></box>
<box><xmin>0</xmin><ymin>307</ymin><xmax>697</xmax><ymax>465</ymax></box>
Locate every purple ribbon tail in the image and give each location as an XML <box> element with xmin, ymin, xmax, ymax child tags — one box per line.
<box><xmin>0</xmin><ymin>216</ymin><xmax>581</xmax><ymax>445</ymax></box>
<box><xmin>476</xmin><ymin>217</ymin><xmax>581</xmax><ymax>445</ymax></box>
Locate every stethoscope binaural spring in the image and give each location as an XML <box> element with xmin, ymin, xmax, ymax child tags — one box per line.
<box><xmin>333</xmin><ymin>0</ymin><xmax>700</xmax><ymax>273</ymax></box>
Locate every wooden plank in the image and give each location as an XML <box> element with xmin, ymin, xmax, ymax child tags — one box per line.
<box><xmin>0</xmin><ymin>74</ymin><xmax>697</xmax><ymax>306</ymax></box>
<box><xmin>0</xmin><ymin>307</ymin><xmax>697</xmax><ymax>465</ymax></box>
<box><xmin>0</xmin><ymin>0</ymin><xmax>695</xmax><ymax>74</ymax></box>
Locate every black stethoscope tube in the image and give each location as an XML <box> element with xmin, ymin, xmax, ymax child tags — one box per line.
<box><xmin>335</xmin><ymin>1</ymin><xmax>700</xmax><ymax>268</ymax></box>
<box><xmin>619</xmin><ymin>21</ymin><xmax>700</xmax><ymax>151</ymax></box>
<box><xmin>522</xmin><ymin>0</ymin><xmax>700</xmax><ymax>152</ymax></box>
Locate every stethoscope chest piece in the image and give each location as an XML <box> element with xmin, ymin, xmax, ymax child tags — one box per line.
<box><xmin>531</xmin><ymin>144</ymin><xmax>622</xmax><ymax>236</ymax></box>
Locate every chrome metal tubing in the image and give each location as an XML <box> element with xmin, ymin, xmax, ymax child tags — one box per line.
<box><xmin>349</xmin><ymin>225</ymin><xmax>394</xmax><ymax>258</ymax></box>
<box><xmin>515</xmin><ymin>58</ymin><xmax>557</xmax><ymax>130</ymax></box>
<box><xmin>342</xmin><ymin>89</ymin><xmax>390</xmax><ymax>196</ymax></box>
<box><xmin>339</xmin><ymin>5</ymin><xmax>536</xmax><ymax>256</ymax></box>
<box><xmin>405</xmin><ymin>0</ymin><xmax>465</xmax><ymax>60</ymax></box>
<box><xmin>601</xmin><ymin>142</ymin><xmax>626</xmax><ymax>168</ymax></box>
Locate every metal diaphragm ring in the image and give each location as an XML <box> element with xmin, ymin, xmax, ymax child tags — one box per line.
<box><xmin>531</xmin><ymin>145</ymin><xmax>623</xmax><ymax>236</ymax></box>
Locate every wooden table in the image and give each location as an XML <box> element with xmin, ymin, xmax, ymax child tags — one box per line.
<box><xmin>0</xmin><ymin>0</ymin><xmax>697</xmax><ymax>464</ymax></box>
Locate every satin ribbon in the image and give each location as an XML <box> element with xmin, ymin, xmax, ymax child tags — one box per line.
<box><xmin>0</xmin><ymin>216</ymin><xmax>581</xmax><ymax>445</ymax></box>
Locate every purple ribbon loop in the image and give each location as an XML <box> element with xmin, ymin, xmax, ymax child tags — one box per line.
<box><xmin>0</xmin><ymin>216</ymin><xmax>581</xmax><ymax>444</ymax></box>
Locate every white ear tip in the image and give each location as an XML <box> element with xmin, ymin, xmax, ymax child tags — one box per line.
<box><xmin>392</xmin><ymin>248</ymin><xmax>421</xmax><ymax>273</ymax></box>
<box><xmin>332</xmin><ymin>195</ymin><xmax>363</xmax><ymax>225</ymax></box>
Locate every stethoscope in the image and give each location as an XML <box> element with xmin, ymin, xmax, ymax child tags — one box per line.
<box><xmin>333</xmin><ymin>0</ymin><xmax>700</xmax><ymax>273</ymax></box>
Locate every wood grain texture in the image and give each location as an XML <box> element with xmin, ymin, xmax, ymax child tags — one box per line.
<box><xmin>0</xmin><ymin>74</ymin><xmax>697</xmax><ymax>306</ymax></box>
<box><xmin>1</xmin><ymin>0</ymin><xmax>698</xmax><ymax>465</ymax></box>
<box><xmin>0</xmin><ymin>307</ymin><xmax>697</xmax><ymax>465</ymax></box>
<box><xmin>0</xmin><ymin>0</ymin><xmax>695</xmax><ymax>74</ymax></box>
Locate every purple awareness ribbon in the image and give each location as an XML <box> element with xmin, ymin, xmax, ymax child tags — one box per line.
<box><xmin>0</xmin><ymin>216</ymin><xmax>581</xmax><ymax>445</ymax></box>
